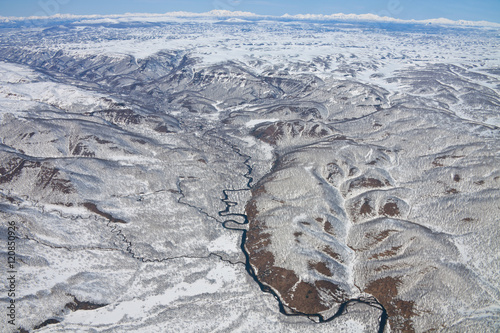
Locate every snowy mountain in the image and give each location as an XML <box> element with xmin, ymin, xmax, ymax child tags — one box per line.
<box><xmin>0</xmin><ymin>12</ymin><xmax>499</xmax><ymax>333</ymax></box>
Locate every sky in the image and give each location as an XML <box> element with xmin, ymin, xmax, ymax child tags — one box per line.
<box><xmin>0</xmin><ymin>0</ymin><xmax>499</xmax><ymax>23</ymax></box>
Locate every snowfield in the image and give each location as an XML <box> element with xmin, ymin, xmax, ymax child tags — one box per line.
<box><xmin>0</xmin><ymin>11</ymin><xmax>499</xmax><ymax>333</ymax></box>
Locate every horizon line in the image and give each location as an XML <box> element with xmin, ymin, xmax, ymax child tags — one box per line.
<box><xmin>1</xmin><ymin>10</ymin><xmax>499</xmax><ymax>28</ymax></box>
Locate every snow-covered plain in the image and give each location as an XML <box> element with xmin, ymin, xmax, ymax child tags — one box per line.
<box><xmin>0</xmin><ymin>11</ymin><xmax>499</xmax><ymax>333</ymax></box>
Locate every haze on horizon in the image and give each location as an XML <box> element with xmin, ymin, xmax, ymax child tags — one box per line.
<box><xmin>1</xmin><ymin>0</ymin><xmax>499</xmax><ymax>23</ymax></box>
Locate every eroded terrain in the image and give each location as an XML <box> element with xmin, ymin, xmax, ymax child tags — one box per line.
<box><xmin>0</xmin><ymin>13</ymin><xmax>499</xmax><ymax>332</ymax></box>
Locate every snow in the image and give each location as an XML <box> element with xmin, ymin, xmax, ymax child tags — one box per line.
<box><xmin>0</xmin><ymin>12</ymin><xmax>498</xmax><ymax>333</ymax></box>
<box><xmin>245</xmin><ymin>118</ymin><xmax>280</xmax><ymax>128</ymax></box>
<box><xmin>42</xmin><ymin>204</ymin><xmax>88</xmax><ymax>216</ymax></box>
<box><xmin>282</xmin><ymin>13</ymin><xmax>500</xmax><ymax>27</ymax></box>
<box><xmin>259</xmin><ymin>141</ymin><xmax>275</xmax><ymax>160</ymax></box>
<box><xmin>0</xmin><ymin>61</ymin><xmax>127</xmax><ymax>113</ymax></box>
<box><xmin>2</xmin><ymin>11</ymin><xmax>499</xmax><ymax>28</ymax></box>
<box><xmin>356</xmin><ymin>61</ymin><xmax>406</xmax><ymax>92</ymax></box>
<box><xmin>208</xmin><ymin>232</ymin><xmax>240</xmax><ymax>253</ymax></box>
<box><xmin>0</xmin><ymin>81</ymin><xmax>115</xmax><ymax>113</ymax></box>
<box><xmin>63</xmin><ymin>261</ymin><xmax>237</xmax><ymax>325</ymax></box>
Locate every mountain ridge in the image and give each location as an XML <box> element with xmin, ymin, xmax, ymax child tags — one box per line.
<box><xmin>1</xmin><ymin>10</ymin><xmax>499</xmax><ymax>28</ymax></box>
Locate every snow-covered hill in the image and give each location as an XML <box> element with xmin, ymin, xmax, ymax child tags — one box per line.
<box><xmin>0</xmin><ymin>12</ymin><xmax>499</xmax><ymax>333</ymax></box>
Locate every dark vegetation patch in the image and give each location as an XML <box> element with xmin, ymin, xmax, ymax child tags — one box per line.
<box><xmin>362</xmin><ymin>230</ymin><xmax>399</xmax><ymax>250</ymax></box>
<box><xmin>72</xmin><ymin>142</ymin><xmax>95</xmax><ymax>157</ymax></box>
<box><xmin>154</xmin><ymin>124</ymin><xmax>173</xmax><ymax>133</ymax></box>
<box><xmin>282</xmin><ymin>280</ymin><xmax>346</xmax><ymax>314</ymax></box>
<box><xmin>323</xmin><ymin>245</ymin><xmax>344</xmax><ymax>263</ymax></box>
<box><xmin>445</xmin><ymin>188</ymin><xmax>459</xmax><ymax>194</ymax></box>
<box><xmin>0</xmin><ymin>158</ymin><xmax>75</xmax><ymax>194</ymax></box>
<box><xmin>19</xmin><ymin>131</ymin><xmax>36</xmax><ymax>140</ymax></box>
<box><xmin>379</xmin><ymin>201</ymin><xmax>400</xmax><ymax>217</ymax></box>
<box><xmin>83</xmin><ymin>202</ymin><xmax>127</xmax><ymax>223</ymax></box>
<box><xmin>65</xmin><ymin>296</ymin><xmax>107</xmax><ymax>311</ymax></box>
<box><xmin>360</xmin><ymin>199</ymin><xmax>373</xmax><ymax>215</ymax></box>
<box><xmin>432</xmin><ymin>155</ymin><xmax>464</xmax><ymax>167</ymax></box>
<box><xmin>55</xmin><ymin>202</ymin><xmax>74</xmax><ymax>207</ymax></box>
<box><xmin>93</xmin><ymin>136</ymin><xmax>112</xmax><ymax>145</ymax></box>
<box><xmin>245</xmin><ymin>182</ymin><xmax>347</xmax><ymax>315</ymax></box>
<box><xmin>349</xmin><ymin>197</ymin><xmax>376</xmax><ymax>223</ymax></box>
<box><xmin>36</xmin><ymin>165</ymin><xmax>74</xmax><ymax>194</ymax></box>
<box><xmin>365</xmin><ymin>276</ymin><xmax>416</xmax><ymax>333</ymax></box>
<box><xmin>308</xmin><ymin>261</ymin><xmax>333</xmax><ymax>276</ymax></box>
<box><xmin>251</xmin><ymin>122</ymin><xmax>284</xmax><ymax>145</ymax></box>
<box><xmin>293</xmin><ymin>231</ymin><xmax>303</xmax><ymax>242</ymax></box>
<box><xmin>132</xmin><ymin>138</ymin><xmax>148</xmax><ymax>144</ymax></box>
<box><xmin>97</xmin><ymin>109</ymin><xmax>142</xmax><ymax>124</ymax></box>
<box><xmin>348</xmin><ymin>176</ymin><xmax>390</xmax><ymax>193</ymax></box>
<box><xmin>323</xmin><ymin>221</ymin><xmax>336</xmax><ymax>235</ymax></box>
<box><xmin>33</xmin><ymin>318</ymin><xmax>61</xmax><ymax>330</ymax></box>
<box><xmin>369</xmin><ymin>246</ymin><xmax>403</xmax><ymax>260</ymax></box>
<box><xmin>325</xmin><ymin>162</ymin><xmax>343</xmax><ymax>185</ymax></box>
<box><xmin>252</xmin><ymin>120</ymin><xmax>333</xmax><ymax>145</ymax></box>
<box><xmin>285</xmin><ymin>281</ymin><xmax>326</xmax><ymax>314</ymax></box>
<box><xmin>0</xmin><ymin>158</ymin><xmax>33</xmax><ymax>184</ymax></box>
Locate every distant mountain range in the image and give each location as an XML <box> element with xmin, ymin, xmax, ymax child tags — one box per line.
<box><xmin>1</xmin><ymin>10</ymin><xmax>500</xmax><ymax>28</ymax></box>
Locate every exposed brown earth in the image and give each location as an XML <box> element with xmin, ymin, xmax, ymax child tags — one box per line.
<box><xmin>380</xmin><ymin>201</ymin><xmax>401</xmax><ymax>217</ymax></box>
<box><xmin>154</xmin><ymin>124</ymin><xmax>173</xmax><ymax>133</ymax></box>
<box><xmin>323</xmin><ymin>221</ymin><xmax>337</xmax><ymax>236</ymax></box>
<box><xmin>92</xmin><ymin>136</ymin><xmax>112</xmax><ymax>145</ymax></box>
<box><xmin>252</xmin><ymin>121</ymin><xmax>333</xmax><ymax>145</ymax></box>
<box><xmin>1</xmin><ymin>157</ymin><xmax>75</xmax><ymax>194</ymax></box>
<box><xmin>72</xmin><ymin>142</ymin><xmax>95</xmax><ymax>157</ymax></box>
<box><xmin>65</xmin><ymin>296</ymin><xmax>107</xmax><ymax>311</ymax></box>
<box><xmin>323</xmin><ymin>245</ymin><xmax>344</xmax><ymax>263</ymax></box>
<box><xmin>98</xmin><ymin>109</ymin><xmax>142</xmax><ymax>124</ymax></box>
<box><xmin>348</xmin><ymin>197</ymin><xmax>378</xmax><ymax>223</ymax></box>
<box><xmin>284</xmin><ymin>281</ymin><xmax>343</xmax><ymax>314</ymax></box>
<box><xmin>445</xmin><ymin>188</ymin><xmax>459</xmax><ymax>194</ymax></box>
<box><xmin>0</xmin><ymin>158</ymin><xmax>32</xmax><ymax>184</ymax></box>
<box><xmin>432</xmin><ymin>155</ymin><xmax>464</xmax><ymax>167</ymax></box>
<box><xmin>360</xmin><ymin>199</ymin><xmax>374</xmax><ymax>215</ymax></box>
<box><xmin>365</xmin><ymin>276</ymin><xmax>416</xmax><ymax>333</ymax></box>
<box><xmin>83</xmin><ymin>202</ymin><xmax>127</xmax><ymax>223</ymax></box>
<box><xmin>36</xmin><ymin>166</ymin><xmax>75</xmax><ymax>194</ymax></box>
<box><xmin>347</xmin><ymin>177</ymin><xmax>390</xmax><ymax>193</ymax></box>
<box><xmin>245</xmin><ymin>182</ymin><xmax>347</xmax><ymax>315</ymax></box>
<box><xmin>251</xmin><ymin>122</ymin><xmax>285</xmax><ymax>145</ymax></box>
<box><xmin>360</xmin><ymin>229</ymin><xmax>400</xmax><ymax>250</ymax></box>
<box><xmin>33</xmin><ymin>319</ymin><xmax>61</xmax><ymax>330</ymax></box>
<box><xmin>369</xmin><ymin>246</ymin><xmax>403</xmax><ymax>260</ymax></box>
<box><xmin>325</xmin><ymin>162</ymin><xmax>344</xmax><ymax>185</ymax></box>
<box><xmin>308</xmin><ymin>261</ymin><xmax>333</xmax><ymax>276</ymax></box>
<box><xmin>132</xmin><ymin>138</ymin><xmax>148</xmax><ymax>144</ymax></box>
